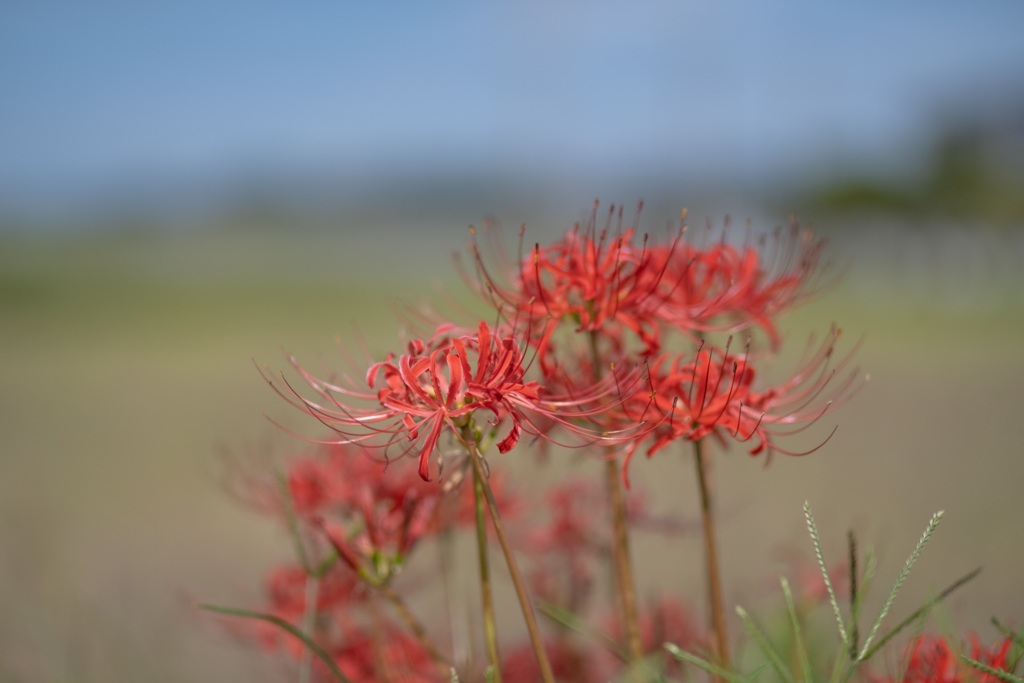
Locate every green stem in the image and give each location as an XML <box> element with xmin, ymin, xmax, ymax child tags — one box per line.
<box><xmin>588</xmin><ymin>330</ymin><xmax>644</xmax><ymax>665</ymax></box>
<box><xmin>466</xmin><ymin>436</ymin><xmax>555</xmax><ymax>683</ymax></box>
<box><xmin>603</xmin><ymin>456</ymin><xmax>645</xmax><ymax>664</ymax></box>
<box><xmin>473</xmin><ymin>457</ymin><xmax>504</xmax><ymax>683</ymax></box>
<box><xmin>694</xmin><ymin>439</ymin><xmax>731</xmax><ymax>674</ymax></box>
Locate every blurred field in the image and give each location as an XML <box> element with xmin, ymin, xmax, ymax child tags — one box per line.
<box><xmin>1</xmin><ymin>222</ymin><xmax>1022</xmax><ymax>681</ymax></box>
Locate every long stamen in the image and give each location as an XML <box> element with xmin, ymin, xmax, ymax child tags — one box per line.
<box><xmin>687</xmin><ymin>339</ymin><xmax>706</xmax><ymax>408</ymax></box>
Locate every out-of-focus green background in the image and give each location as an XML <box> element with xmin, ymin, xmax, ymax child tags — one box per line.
<box><xmin>2</xmin><ymin>3</ymin><xmax>1023</xmax><ymax>681</ymax></box>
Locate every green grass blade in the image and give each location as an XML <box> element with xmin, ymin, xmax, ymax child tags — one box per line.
<box><xmin>804</xmin><ymin>501</ymin><xmax>850</xmax><ymax>647</ymax></box>
<box><xmin>539</xmin><ymin>600</ymin><xmax>626</xmax><ymax>660</ymax></box>
<box><xmin>857</xmin><ymin>510</ymin><xmax>943</xmax><ymax>661</ymax></box>
<box><xmin>830</xmin><ymin>641</ymin><xmax>849</xmax><ymax>683</ymax></box>
<box><xmin>856</xmin><ymin>565</ymin><xmax>979</xmax><ymax>663</ymax></box>
<box><xmin>780</xmin><ymin>578</ymin><xmax>814</xmax><ymax>683</ymax></box>
<box><xmin>200</xmin><ymin>603</ymin><xmax>355</xmax><ymax>683</ymax></box>
<box><xmin>961</xmin><ymin>655</ymin><xmax>1024</xmax><ymax>683</ymax></box>
<box><xmin>992</xmin><ymin>618</ymin><xmax>1024</xmax><ymax>672</ymax></box>
<box><xmin>992</xmin><ymin>618</ymin><xmax>1024</xmax><ymax>650</ymax></box>
<box><xmin>737</xmin><ymin>606</ymin><xmax>796</xmax><ymax>683</ymax></box>
<box><xmin>616</xmin><ymin>655</ymin><xmax>668</xmax><ymax>683</ymax></box>
<box><xmin>664</xmin><ymin>643</ymin><xmax>750</xmax><ymax>683</ymax></box>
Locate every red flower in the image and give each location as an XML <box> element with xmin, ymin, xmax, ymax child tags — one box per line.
<box><xmin>235</xmin><ymin>559</ymin><xmax>443</xmax><ymax>682</ymax></box>
<box><xmin>465</xmin><ymin>208</ymin><xmax>831</xmax><ymax>372</ymax></box>
<box><xmin>240</xmin><ymin>562</ymin><xmax>361</xmax><ymax>660</ymax></box>
<box><xmin>647</xmin><ymin>218</ymin><xmax>830</xmax><ymax>347</ymax></box>
<box><xmin>301</xmin><ymin>448</ymin><xmax>444</xmax><ymax>579</ymax></box>
<box><xmin>501</xmin><ymin>636</ymin><xmax>598</xmax><ymax>683</ymax></box>
<box><xmin>327</xmin><ymin>621</ymin><xmax>442</xmax><ymax>683</ymax></box>
<box><xmin>596</xmin><ymin>596</ymin><xmax>708</xmax><ymax>678</ymax></box>
<box><xmin>464</xmin><ymin>201</ymin><xmax>680</xmax><ymax>369</ymax></box>
<box><xmin>522</xmin><ymin>480</ymin><xmax>607</xmax><ymax>610</ymax></box>
<box><xmin>967</xmin><ymin>633</ymin><xmax>1015</xmax><ymax>681</ymax></box>
<box><xmin>878</xmin><ymin>634</ymin><xmax>1018</xmax><ymax>683</ymax></box>
<box><xmin>264</xmin><ymin>321</ymin><xmax>626</xmax><ymax>481</ymax></box>
<box><xmin>634</xmin><ymin>597</ymin><xmax>706</xmax><ymax>658</ymax></box>
<box><xmin>615</xmin><ymin>327</ymin><xmax>860</xmax><ymax>485</ymax></box>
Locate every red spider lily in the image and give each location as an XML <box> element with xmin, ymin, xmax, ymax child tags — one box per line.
<box><xmin>464</xmin><ymin>201</ymin><xmax>682</xmax><ymax>369</ymax></box>
<box><xmin>226</xmin><ymin>442</ymin><xmax>450</xmax><ymax>577</ymax></box>
<box><xmin>965</xmin><ymin>634</ymin><xmax>1016</xmax><ymax>682</ymax></box>
<box><xmin>256</xmin><ymin>588</ymin><xmax>439</xmax><ymax>681</ymax></box>
<box><xmin>633</xmin><ymin>597</ymin><xmax>707</xmax><ymax>659</ymax></box>
<box><xmin>326</xmin><ymin>623</ymin><xmax>442</xmax><ymax>683</ymax></box>
<box><xmin>615</xmin><ymin>327</ymin><xmax>861</xmax><ymax>486</ymax></box>
<box><xmin>262</xmin><ymin>321</ymin><xmax>632</xmax><ymax>482</ymax></box>
<box><xmin>241</xmin><ymin>563</ymin><xmax>362</xmax><ymax>659</ymax></box>
<box><xmin>303</xmin><ymin>451</ymin><xmax>444</xmax><ymax>580</ymax></box>
<box><xmin>646</xmin><ymin>218</ymin><xmax>831</xmax><ymax>347</ymax></box>
<box><xmin>501</xmin><ymin>636</ymin><xmax>598</xmax><ymax>683</ymax></box>
<box><xmin>524</xmin><ymin>479</ymin><xmax>674</xmax><ymax>559</ymax></box>
<box><xmin>869</xmin><ymin>634</ymin><xmax>1018</xmax><ymax>683</ymax></box>
<box><xmin>232</xmin><ymin>560</ymin><xmax>443</xmax><ymax>682</ymax></box>
<box><xmin>523</xmin><ymin>480</ymin><xmax>693</xmax><ymax>614</ymax></box>
<box><xmin>236</xmin><ymin>440</ymin><xmax>523</xmax><ymax>570</ymax></box>
<box><xmin>465</xmin><ymin>207</ymin><xmax>830</xmax><ymax>373</ymax></box>
<box><xmin>522</xmin><ymin>481</ymin><xmax>606</xmax><ymax>611</ymax></box>
<box><xmin>597</xmin><ymin>596</ymin><xmax>708</xmax><ymax>678</ymax></box>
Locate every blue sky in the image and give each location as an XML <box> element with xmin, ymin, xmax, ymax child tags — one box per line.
<box><xmin>2</xmin><ymin>2</ymin><xmax>1024</xmax><ymax>214</ymax></box>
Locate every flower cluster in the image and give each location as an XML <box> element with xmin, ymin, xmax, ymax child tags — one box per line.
<box><xmin>467</xmin><ymin>205</ymin><xmax>829</xmax><ymax>359</ymax></box>
<box><xmin>466</xmin><ymin>204</ymin><xmax>857</xmax><ymax>487</ymax></box>
<box><xmin>613</xmin><ymin>326</ymin><xmax>860</xmax><ymax>483</ymax></box>
<box><xmin>242</xmin><ymin>562</ymin><xmax>438</xmax><ymax>683</ymax></box>
<box><xmin>262</xmin><ymin>321</ymin><xmax>630</xmax><ymax>482</ymax></box>
<box><xmin>212</xmin><ymin>202</ymin><xmax>882</xmax><ymax>683</ymax></box>
<box><xmin>221</xmin><ymin>442</ymin><xmax>478</xmax><ymax>681</ymax></box>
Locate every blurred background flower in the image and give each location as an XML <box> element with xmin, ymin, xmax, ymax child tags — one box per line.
<box><xmin>1</xmin><ymin>2</ymin><xmax>1022</xmax><ymax>681</ymax></box>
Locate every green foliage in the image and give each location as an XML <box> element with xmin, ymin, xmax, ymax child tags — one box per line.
<box><xmin>857</xmin><ymin>510</ymin><xmax>944</xmax><ymax>662</ymax></box>
<box><xmin>199</xmin><ymin>604</ymin><xmax>356</xmax><ymax>683</ymax></box>
<box><xmin>803</xmin><ymin>501</ymin><xmax>849</xmax><ymax>648</ymax></box>
<box><xmin>666</xmin><ymin>505</ymin><xmax>982</xmax><ymax>683</ymax></box>
<box><xmin>663</xmin><ymin>643</ymin><xmax>754</xmax><ymax>683</ymax></box>
<box><xmin>857</xmin><ymin>568</ymin><xmax>982</xmax><ymax>663</ymax></box>
<box><xmin>780</xmin><ymin>578</ymin><xmax>813</xmax><ymax>683</ymax></box>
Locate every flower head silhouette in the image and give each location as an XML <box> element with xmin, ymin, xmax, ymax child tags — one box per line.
<box><xmin>465</xmin><ymin>201</ymin><xmax>679</xmax><ymax>369</ymax></box>
<box><xmin>648</xmin><ymin>218</ymin><xmax>831</xmax><ymax>347</ymax></box>
<box><xmin>263</xmin><ymin>321</ymin><xmax>628</xmax><ymax>481</ymax></box>
<box><xmin>614</xmin><ymin>327</ymin><xmax>861</xmax><ymax>485</ymax></box>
